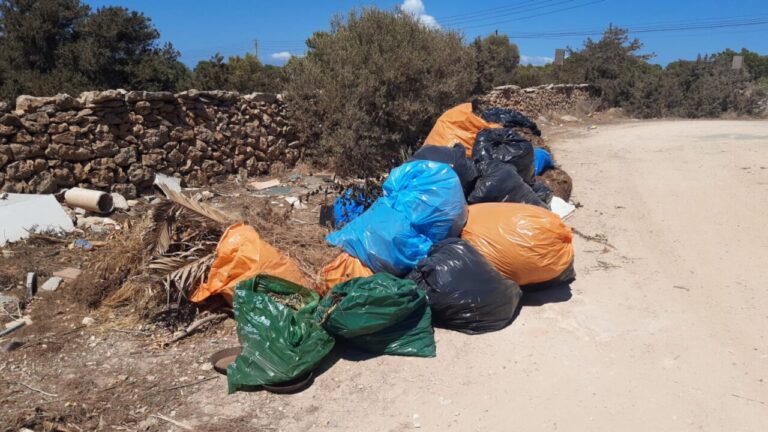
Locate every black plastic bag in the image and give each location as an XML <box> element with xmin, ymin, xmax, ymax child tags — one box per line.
<box><xmin>412</xmin><ymin>144</ymin><xmax>479</xmax><ymax>195</ymax></box>
<box><xmin>472</xmin><ymin>128</ymin><xmax>535</xmax><ymax>184</ymax></box>
<box><xmin>407</xmin><ymin>238</ymin><xmax>522</xmax><ymax>334</ymax></box>
<box><xmin>468</xmin><ymin>160</ymin><xmax>546</xmax><ymax>208</ymax></box>
<box><xmin>481</xmin><ymin>108</ymin><xmax>541</xmax><ymax>136</ymax></box>
<box><xmin>531</xmin><ymin>180</ymin><xmax>554</xmax><ymax>205</ymax></box>
<box><xmin>521</xmin><ymin>261</ymin><xmax>576</xmax><ymax>292</ymax></box>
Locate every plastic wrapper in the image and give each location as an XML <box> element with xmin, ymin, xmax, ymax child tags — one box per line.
<box><xmin>326</xmin><ymin>200</ymin><xmax>432</xmax><ymax>276</ymax></box>
<box><xmin>227</xmin><ymin>275</ymin><xmax>335</xmax><ymax>393</ymax></box>
<box><xmin>481</xmin><ymin>107</ymin><xmax>541</xmax><ymax>136</ymax></box>
<box><xmin>332</xmin><ymin>185</ymin><xmax>381</xmax><ymax>228</ymax></box>
<box><xmin>468</xmin><ymin>160</ymin><xmax>546</xmax><ymax>208</ymax></box>
<box><xmin>472</xmin><ymin>128</ymin><xmax>535</xmax><ymax>184</ymax></box>
<box><xmin>315</xmin><ymin>273</ymin><xmax>436</xmax><ymax>357</ymax></box>
<box><xmin>461</xmin><ymin>203</ymin><xmax>574</xmax><ymax>286</ymax></box>
<box><xmin>320</xmin><ymin>252</ymin><xmax>374</xmax><ymax>295</ymax></box>
<box><xmin>407</xmin><ymin>239</ymin><xmax>522</xmax><ymax>334</ymax></box>
<box><xmin>383</xmin><ymin>160</ymin><xmax>467</xmax><ymax>241</ymax></box>
<box><xmin>411</xmin><ymin>144</ymin><xmax>479</xmax><ymax>195</ymax></box>
<box><xmin>192</xmin><ymin>223</ymin><xmax>309</xmax><ymax>305</ymax></box>
<box><xmin>423</xmin><ymin>103</ymin><xmax>502</xmax><ymax>157</ymax></box>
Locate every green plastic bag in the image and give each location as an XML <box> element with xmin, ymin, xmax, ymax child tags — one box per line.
<box><xmin>316</xmin><ymin>273</ymin><xmax>436</xmax><ymax>357</ymax></box>
<box><xmin>227</xmin><ymin>275</ymin><xmax>335</xmax><ymax>393</ymax></box>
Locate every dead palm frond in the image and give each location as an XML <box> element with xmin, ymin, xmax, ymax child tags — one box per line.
<box><xmin>158</xmin><ymin>253</ymin><xmax>215</xmax><ymax>300</ymax></box>
<box><xmin>157</xmin><ymin>183</ymin><xmax>233</xmax><ymax>225</ymax></box>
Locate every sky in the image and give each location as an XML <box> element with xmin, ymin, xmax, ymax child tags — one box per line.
<box><xmin>84</xmin><ymin>0</ymin><xmax>768</xmax><ymax>67</ymax></box>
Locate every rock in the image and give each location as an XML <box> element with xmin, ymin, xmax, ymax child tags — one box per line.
<box><xmin>559</xmin><ymin>114</ymin><xmax>579</xmax><ymax>122</ymax></box>
<box><xmin>52</xmin><ymin>131</ymin><xmax>77</xmax><ymax>145</ymax></box>
<box><xmin>6</xmin><ymin>160</ymin><xmax>35</xmax><ymax>180</ymax></box>
<box><xmin>134</xmin><ymin>100</ymin><xmax>151</xmax><ymax>115</ymax></box>
<box><xmin>125</xmin><ymin>90</ymin><xmax>175</xmax><ymax>103</ymax></box>
<box><xmin>16</xmin><ymin>95</ymin><xmax>56</xmax><ymax>113</ymax></box>
<box><xmin>80</xmin><ymin>89</ymin><xmax>126</xmax><ymax>106</ymax></box>
<box><xmin>9</xmin><ymin>143</ymin><xmax>43</xmax><ymax>159</ymax></box>
<box><xmin>41</xmin><ymin>276</ymin><xmax>63</xmax><ymax>292</ymax></box>
<box><xmin>111</xmin><ymin>192</ymin><xmax>129</xmax><ymax>210</ymax></box>
<box><xmin>113</xmin><ymin>147</ymin><xmax>136</xmax><ymax>167</ymax></box>
<box><xmin>111</xmin><ymin>183</ymin><xmax>137</xmax><ymax>199</ymax></box>
<box><xmin>29</xmin><ymin>171</ymin><xmax>57</xmax><ymax>193</ymax></box>
<box><xmin>46</xmin><ymin>143</ymin><xmax>93</xmax><ymax>161</ymax></box>
<box><xmin>82</xmin><ymin>317</ymin><xmax>95</xmax><ymax>326</ymax></box>
<box><xmin>0</xmin><ymin>124</ymin><xmax>16</xmax><ymax>136</ymax></box>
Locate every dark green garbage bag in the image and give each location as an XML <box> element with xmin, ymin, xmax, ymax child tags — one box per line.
<box><xmin>227</xmin><ymin>275</ymin><xmax>335</xmax><ymax>393</ymax></box>
<box><xmin>315</xmin><ymin>273</ymin><xmax>436</xmax><ymax>357</ymax></box>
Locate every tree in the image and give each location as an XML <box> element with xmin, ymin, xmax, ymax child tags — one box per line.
<box><xmin>287</xmin><ymin>8</ymin><xmax>476</xmax><ymax>176</ymax></box>
<box><xmin>559</xmin><ymin>25</ymin><xmax>654</xmax><ymax>109</ymax></box>
<box><xmin>0</xmin><ymin>0</ymin><xmax>187</xmax><ymax>100</ymax></box>
<box><xmin>191</xmin><ymin>50</ymin><xmax>287</xmax><ymax>93</ymax></box>
<box><xmin>471</xmin><ymin>33</ymin><xmax>520</xmax><ymax>93</ymax></box>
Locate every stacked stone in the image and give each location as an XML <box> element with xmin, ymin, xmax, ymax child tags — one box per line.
<box><xmin>481</xmin><ymin>84</ymin><xmax>597</xmax><ymax>120</ymax></box>
<box><xmin>0</xmin><ymin>89</ymin><xmax>300</xmax><ymax>198</ymax></box>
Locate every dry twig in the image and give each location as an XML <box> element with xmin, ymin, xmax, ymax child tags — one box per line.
<box><xmin>18</xmin><ymin>381</ymin><xmax>58</xmax><ymax>397</ymax></box>
<box><xmin>166</xmin><ymin>313</ymin><xmax>227</xmax><ymax>344</ymax></box>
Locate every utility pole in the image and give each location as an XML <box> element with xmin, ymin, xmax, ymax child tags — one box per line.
<box><xmin>554</xmin><ymin>49</ymin><xmax>565</xmax><ymax>66</ymax></box>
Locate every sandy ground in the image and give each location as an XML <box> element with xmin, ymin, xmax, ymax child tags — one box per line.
<box><xmin>3</xmin><ymin>119</ymin><xmax>768</xmax><ymax>431</ymax></box>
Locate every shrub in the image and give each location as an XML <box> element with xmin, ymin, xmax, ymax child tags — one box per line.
<box><xmin>286</xmin><ymin>8</ymin><xmax>476</xmax><ymax>177</ymax></box>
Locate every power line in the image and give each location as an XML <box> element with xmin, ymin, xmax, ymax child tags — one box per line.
<box><xmin>450</xmin><ymin>0</ymin><xmax>607</xmax><ymax>30</ymax></box>
<box><xmin>500</xmin><ymin>15</ymin><xmax>768</xmax><ymax>38</ymax></box>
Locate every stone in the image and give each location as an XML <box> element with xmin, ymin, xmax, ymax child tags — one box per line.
<box><xmin>52</xmin><ymin>131</ymin><xmax>77</xmax><ymax>145</ymax></box>
<box><xmin>167</xmin><ymin>149</ymin><xmax>184</xmax><ymax>165</ymax></box>
<box><xmin>125</xmin><ymin>90</ymin><xmax>175</xmax><ymax>103</ymax></box>
<box><xmin>29</xmin><ymin>171</ymin><xmax>57</xmax><ymax>193</ymax></box>
<box><xmin>9</xmin><ymin>143</ymin><xmax>43</xmax><ymax>159</ymax></box>
<box><xmin>13</xmin><ymin>130</ymin><xmax>33</xmax><ymax>143</ymax></box>
<box><xmin>53</xmin><ymin>93</ymin><xmax>82</xmax><ymax>110</ymax></box>
<box><xmin>81</xmin><ymin>317</ymin><xmax>95</xmax><ymax>326</ymax></box>
<box><xmin>141</xmin><ymin>152</ymin><xmax>164</xmax><ymax>168</ymax></box>
<box><xmin>0</xmin><ymin>145</ymin><xmax>11</xmax><ymax>168</ymax></box>
<box><xmin>111</xmin><ymin>192</ymin><xmax>129</xmax><ymax>210</ymax></box>
<box><xmin>127</xmin><ymin>164</ymin><xmax>154</xmax><ymax>187</ymax></box>
<box><xmin>6</xmin><ymin>160</ymin><xmax>35</xmax><ymax>180</ymax></box>
<box><xmin>41</xmin><ymin>276</ymin><xmax>63</xmax><ymax>292</ymax></box>
<box><xmin>46</xmin><ymin>144</ymin><xmax>93</xmax><ymax>161</ymax></box>
<box><xmin>111</xmin><ymin>183</ymin><xmax>137</xmax><ymax>199</ymax></box>
<box><xmin>80</xmin><ymin>89</ymin><xmax>126</xmax><ymax>106</ymax></box>
<box><xmin>52</xmin><ymin>168</ymin><xmax>76</xmax><ymax>187</ymax></box>
<box><xmin>89</xmin><ymin>169</ymin><xmax>115</xmax><ymax>187</ymax></box>
<box><xmin>15</xmin><ymin>95</ymin><xmax>56</xmax><ymax>113</ymax></box>
<box><xmin>0</xmin><ymin>124</ymin><xmax>17</xmax><ymax>136</ymax></box>
<box><xmin>114</xmin><ymin>147</ymin><xmax>137</xmax><ymax>166</ymax></box>
<box><xmin>93</xmin><ymin>140</ymin><xmax>119</xmax><ymax>157</ymax></box>
<box><xmin>134</xmin><ymin>100</ymin><xmax>151</xmax><ymax>115</ymax></box>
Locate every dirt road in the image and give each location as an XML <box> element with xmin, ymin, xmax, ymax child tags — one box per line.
<box><xmin>193</xmin><ymin>120</ymin><xmax>767</xmax><ymax>431</ymax></box>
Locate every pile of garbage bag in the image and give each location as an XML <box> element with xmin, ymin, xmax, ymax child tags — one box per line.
<box><xmin>195</xmin><ymin>103</ymin><xmax>577</xmax><ymax>393</ymax></box>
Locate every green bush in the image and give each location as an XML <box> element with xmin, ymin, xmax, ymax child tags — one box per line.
<box><xmin>286</xmin><ymin>8</ymin><xmax>476</xmax><ymax>177</ymax></box>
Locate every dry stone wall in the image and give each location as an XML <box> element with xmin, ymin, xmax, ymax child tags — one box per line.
<box><xmin>0</xmin><ymin>89</ymin><xmax>300</xmax><ymax>198</ymax></box>
<box><xmin>481</xmin><ymin>84</ymin><xmax>598</xmax><ymax>119</ymax></box>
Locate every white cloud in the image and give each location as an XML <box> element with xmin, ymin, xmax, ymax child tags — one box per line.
<box><xmin>400</xmin><ymin>0</ymin><xmax>440</xmax><ymax>29</ymax></box>
<box><xmin>520</xmin><ymin>55</ymin><xmax>554</xmax><ymax>66</ymax></box>
<box><xmin>271</xmin><ymin>51</ymin><xmax>293</xmax><ymax>62</ymax></box>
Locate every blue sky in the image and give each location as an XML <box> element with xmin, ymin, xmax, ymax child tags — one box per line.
<box><xmin>84</xmin><ymin>0</ymin><xmax>768</xmax><ymax>67</ymax></box>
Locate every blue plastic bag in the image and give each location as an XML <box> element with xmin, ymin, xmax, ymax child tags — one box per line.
<box><xmin>333</xmin><ymin>189</ymin><xmax>366</xmax><ymax>228</ymax></box>
<box><xmin>326</xmin><ymin>200</ymin><xmax>432</xmax><ymax>276</ymax></box>
<box><xmin>534</xmin><ymin>148</ymin><xmax>554</xmax><ymax>176</ymax></box>
<box><xmin>382</xmin><ymin>160</ymin><xmax>467</xmax><ymax>241</ymax></box>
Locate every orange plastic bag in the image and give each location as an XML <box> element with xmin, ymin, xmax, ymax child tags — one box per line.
<box><xmin>423</xmin><ymin>103</ymin><xmax>502</xmax><ymax>157</ymax></box>
<box><xmin>319</xmin><ymin>252</ymin><xmax>374</xmax><ymax>295</ymax></box>
<box><xmin>191</xmin><ymin>222</ymin><xmax>309</xmax><ymax>305</ymax></box>
<box><xmin>461</xmin><ymin>203</ymin><xmax>574</xmax><ymax>286</ymax></box>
